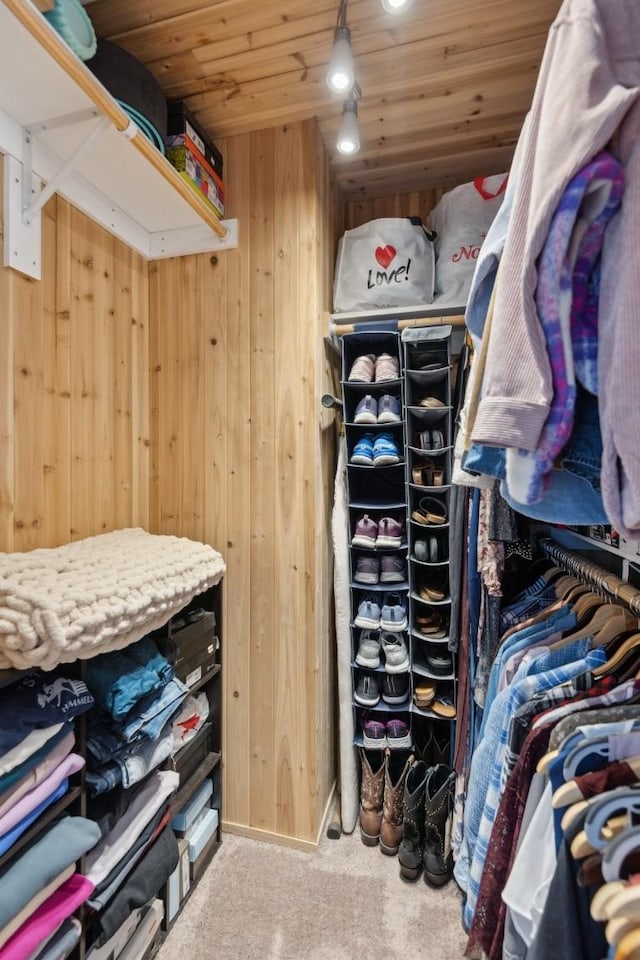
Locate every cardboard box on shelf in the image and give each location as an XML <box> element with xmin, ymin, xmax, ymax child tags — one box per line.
<box><xmin>168</xmin><ymin>149</ymin><xmax>224</xmax><ymax>219</ymax></box>
<box><xmin>167</xmin><ymin>100</ymin><xmax>223</xmax><ymax>180</ymax></box>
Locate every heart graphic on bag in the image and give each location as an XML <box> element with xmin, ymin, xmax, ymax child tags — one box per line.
<box><xmin>375</xmin><ymin>245</ymin><xmax>396</xmax><ymax>269</ymax></box>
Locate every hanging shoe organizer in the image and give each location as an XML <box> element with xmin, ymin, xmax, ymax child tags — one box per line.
<box><xmin>402</xmin><ymin>326</ymin><xmax>457</xmax><ymax>761</ymax></box>
<box><xmin>341</xmin><ymin>331</ymin><xmax>411</xmax><ymax>750</ymax></box>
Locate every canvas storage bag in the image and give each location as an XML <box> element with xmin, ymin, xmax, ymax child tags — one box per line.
<box><xmin>429</xmin><ymin>174</ymin><xmax>508</xmax><ymax>305</ymax></box>
<box><xmin>333</xmin><ymin>217</ymin><xmax>436</xmax><ymax>313</ymax></box>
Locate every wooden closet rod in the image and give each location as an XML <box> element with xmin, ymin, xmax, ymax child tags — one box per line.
<box><xmin>539</xmin><ymin>537</ymin><xmax>640</xmax><ymax>616</ymax></box>
<box><xmin>329</xmin><ymin>314</ymin><xmax>466</xmax><ymax>336</ymax></box>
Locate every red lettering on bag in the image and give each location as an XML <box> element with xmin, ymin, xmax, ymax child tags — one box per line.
<box><xmin>452</xmin><ymin>244</ymin><xmax>480</xmax><ymax>263</ymax></box>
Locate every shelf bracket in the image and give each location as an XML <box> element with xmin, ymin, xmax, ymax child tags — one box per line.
<box><xmin>4</xmin><ymin>111</ymin><xmax>110</xmax><ymax>280</ymax></box>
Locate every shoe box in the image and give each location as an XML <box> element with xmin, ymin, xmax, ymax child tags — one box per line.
<box><xmin>160</xmin><ymin>611</ymin><xmax>219</xmax><ymax>689</ymax></box>
<box><xmin>170</xmin><ymin>771</ymin><xmax>220</xmax><ymax>888</ymax></box>
<box><xmin>169</xmin><ymin>720</ymin><xmax>214</xmax><ymax>785</ymax></box>
<box><xmin>87</xmin><ymin>900</ymin><xmax>163</xmax><ymax>960</ymax></box>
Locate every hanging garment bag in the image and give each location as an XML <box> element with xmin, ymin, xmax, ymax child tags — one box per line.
<box><xmin>333</xmin><ymin>217</ymin><xmax>436</xmax><ymax>312</ymax></box>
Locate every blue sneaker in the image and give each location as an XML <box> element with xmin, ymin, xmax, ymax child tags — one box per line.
<box><xmin>377</xmin><ymin>395</ymin><xmax>402</xmax><ymax>424</ymax></box>
<box><xmin>351</xmin><ymin>434</ymin><xmax>375</xmax><ymax>465</ymax></box>
<box><xmin>354</xmin><ymin>395</ymin><xmax>378</xmax><ymax>425</ymax></box>
<box><xmin>373</xmin><ymin>433</ymin><xmax>400</xmax><ymax>466</ymax></box>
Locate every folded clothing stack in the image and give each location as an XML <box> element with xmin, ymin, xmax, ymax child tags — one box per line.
<box><xmin>84</xmin><ymin>771</ymin><xmax>180</xmax><ymax>949</ymax></box>
<box><xmin>0</xmin><ymin>815</ymin><xmax>100</xmax><ymax>960</ymax></box>
<box><xmin>0</xmin><ymin>670</ymin><xmax>94</xmax><ymax>856</ymax></box>
<box><xmin>85</xmin><ymin>638</ymin><xmax>190</xmax><ymax>795</ymax></box>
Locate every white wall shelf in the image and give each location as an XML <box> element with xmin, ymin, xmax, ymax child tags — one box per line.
<box><xmin>0</xmin><ymin>0</ymin><xmax>237</xmax><ymax>278</ymax></box>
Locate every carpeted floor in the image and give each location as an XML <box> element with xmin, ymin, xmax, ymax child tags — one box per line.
<box><xmin>159</xmin><ymin>829</ymin><xmax>467</xmax><ymax>960</ymax></box>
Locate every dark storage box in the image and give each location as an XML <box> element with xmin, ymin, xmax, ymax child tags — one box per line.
<box><xmin>167</xmin><ymin>101</ymin><xmax>223</xmax><ymax>180</ymax></box>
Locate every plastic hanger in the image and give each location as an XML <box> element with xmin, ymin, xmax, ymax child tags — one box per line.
<box><xmin>572</xmin><ymin>814</ymin><xmax>629</xmax><ymax>860</ymax></box>
<box><xmin>606</xmin><ymin>915</ymin><xmax>639</xmax><ymax>947</ymax></box>
<box><xmin>553</xmin><ymin>757</ymin><xmax>640</xmax><ymax>810</ymax></box>
<box><xmin>592</xmin><ymin>880</ymin><xmax>627</xmax><ymax>921</ymax></box>
<box><xmin>561</xmin><ymin>798</ymin><xmax>589</xmax><ymax>835</ymax></box>
<box><xmin>614</xmin><ymin>928</ymin><xmax>640</xmax><ymax>960</ymax></box>
<box><xmin>583</xmin><ymin>788</ymin><xmax>640</xmax><ymax>852</ymax></box>
<box><xmin>603</xmin><ymin>825</ymin><xmax>640</xmax><ymax>882</ymax></box>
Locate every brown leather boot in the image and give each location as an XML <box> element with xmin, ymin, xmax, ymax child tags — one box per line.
<box><xmin>359</xmin><ymin>748</ymin><xmax>385</xmax><ymax>846</ymax></box>
<box><xmin>380</xmin><ymin>750</ymin><xmax>413</xmax><ymax>856</ymax></box>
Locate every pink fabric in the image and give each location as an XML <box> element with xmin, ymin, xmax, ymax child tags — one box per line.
<box><xmin>0</xmin><ymin>754</ymin><xmax>84</xmax><ymax>838</ymax></box>
<box><xmin>0</xmin><ymin>753</ymin><xmax>84</xmax><ymax>837</ymax></box>
<box><xmin>0</xmin><ymin>731</ymin><xmax>75</xmax><ymax>821</ymax></box>
<box><xmin>472</xmin><ymin>0</ymin><xmax>640</xmax><ymax>450</ymax></box>
<box><xmin>0</xmin><ymin>875</ymin><xmax>93</xmax><ymax>960</ymax></box>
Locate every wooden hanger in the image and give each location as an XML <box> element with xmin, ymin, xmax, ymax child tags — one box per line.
<box><xmin>547</xmin><ymin>603</ymin><xmax>632</xmax><ymax>652</ymax></box>
<box><xmin>594</xmin><ymin>634</ymin><xmax>640</xmax><ymax>678</ymax></box>
<box><xmin>561</xmin><ymin>797</ymin><xmax>589</xmax><ymax>833</ymax></box>
<box><xmin>553</xmin><ymin>757</ymin><xmax>640</xmax><ymax>809</ymax></box>
<box><xmin>606</xmin><ymin>915</ymin><xmax>639</xmax><ymax>948</ymax></box>
<box><xmin>614</xmin><ymin>928</ymin><xmax>640</xmax><ymax>960</ymax></box>
<box><xmin>592</xmin><ymin>880</ymin><xmax>627</xmax><ymax>921</ymax></box>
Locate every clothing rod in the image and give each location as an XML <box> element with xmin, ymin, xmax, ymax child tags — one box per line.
<box><xmin>329</xmin><ymin>314</ymin><xmax>466</xmax><ymax>336</ymax></box>
<box><xmin>539</xmin><ymin>537</ymin><xmax>640</xmax><ymax>616</ymax></box>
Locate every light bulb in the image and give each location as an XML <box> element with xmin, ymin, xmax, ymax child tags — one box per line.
<box><xmin>337</xmin><ymin>100</ymin><xmax>360</xmax><ymax>155</ymax></box>
<box><xmin>381</xmin><ymin>0</ymin><xmax>412</xmax><ymax>10</ymax></box>
<box><xmin>327</xmin><ymin>26</ymin><xmax>355</xmax><ymax>94</ymax></box>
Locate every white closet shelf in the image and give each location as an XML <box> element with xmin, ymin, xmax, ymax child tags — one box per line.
<box><xmin>0</xmin><ymin>0</ymin><xmax>238</xmax><ymax>279</ymax></box>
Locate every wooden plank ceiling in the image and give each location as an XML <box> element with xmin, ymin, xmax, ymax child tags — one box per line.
<box><xmin>87</xmin><ymin>0</ymin><xmax>561</xmax><ymax>199</ymax></box>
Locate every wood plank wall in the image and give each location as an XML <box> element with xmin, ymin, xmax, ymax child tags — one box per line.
<box><xmin>150</xmin><ymin>119</ymin><xmax>337</xmax><ymax>846</ymax></box>
<box><xmin>343</xmin><ymin>187</ymin><xmax>446</xmax><ymax>231</ymax></box>
<box><xmin>0</xmin><ymin>158</ymin><xmax>150</xmax><ymax>552</ymax></box>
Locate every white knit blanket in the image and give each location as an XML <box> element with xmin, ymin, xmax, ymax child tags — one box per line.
<box><xmin>0</xmin><ymin>528</ymin><xmax>226</xmax><ymax>670</ymax></box>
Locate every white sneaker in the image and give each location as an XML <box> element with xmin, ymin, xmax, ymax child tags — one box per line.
<box><xmin>381</xmin><ymin>632</ymin><xmax>410</xmax><ymax>673</ymax></box>
<box><xmin>355</xmin><ymin>630</ymin><xmax>381</xmax><ymax>668</ymax></box>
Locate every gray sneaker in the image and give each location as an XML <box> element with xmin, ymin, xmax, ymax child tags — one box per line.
<box><xmin>377</xmin><ymin>395</ymin><xmax>402</xmax><ymax>423</ymax></box>
<box><xmin>380</xmin><ymin>593</ymin><xmax>408</xmax><ymax>633</ymax></box>
<box><xmin>354</xmin><ymin>673</ymin><xmax>381</xmax><ymax>707</ymax></box>
<box><xmin>380</xmin><ymin>554</ymin><xmax>406</xmax><ymax>583</ymax></box>
<box><xmin>354</xmin><ymin>395</ymin><xmax>378</xmax><ymax>424</ymax></box>
<box><xmin>354</xmin><ymin>556</ymin><xmax>380</xmax><ymax>584</ymax></box>
<box><xmin>355</xmin><ymin>597</ymin><xmax>381</xmax><ymax>629</ymax></box>
<box><xmin>355</xmin><ymin>631</ymin><xmax>381</xmax><ymax>668</ymax></box>
<box><xmin>381</xmin><ymin>632</ymin><xmax>410</xmax><ymax>672</ymax></box>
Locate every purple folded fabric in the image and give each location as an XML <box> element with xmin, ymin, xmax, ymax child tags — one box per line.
<box><xmin>0</xmin><ymin>875</ymin><xmax>93</xmax><ymax>960</ymax></box>
<box><xmin>0</xmin><ymin>754</ymin><xmax>84</xmax><ymax>839</ymax></box>
<box><xmin>0</xmin><ymin>732</ymin><xmax>75</xmax><ymax>821</ymax></box>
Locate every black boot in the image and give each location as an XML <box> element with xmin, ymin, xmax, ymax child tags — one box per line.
<box><xmin>422</xmin><ymin>764</ymin><xmax>456</xmax><ymax>887</ymax></box>
<box><xmin>397</xmin><ymin>760</ymin><xmax>428</xmax><ymax>882</ymax></box>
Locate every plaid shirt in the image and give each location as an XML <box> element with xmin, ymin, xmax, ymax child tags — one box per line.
<box><xmin>461</xmin><ymin>646</ymin><xmax>606</xmax><ymax>929</ymax></box>
<box><xmin>501</xmin><ymin>674</ymin><xmax>622</xmax><ymax>786</ymax></box>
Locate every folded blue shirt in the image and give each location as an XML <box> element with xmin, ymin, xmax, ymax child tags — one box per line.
<box><xmin>0</xmin><ymin>674</ymin><xmax>93</xmax><ymax>754</ymax></box>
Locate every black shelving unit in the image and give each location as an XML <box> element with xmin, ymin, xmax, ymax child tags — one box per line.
<box><xmin>0</xmin><ymin>580</ymin><xmax>224</xmax><ymax>960</ymax></box>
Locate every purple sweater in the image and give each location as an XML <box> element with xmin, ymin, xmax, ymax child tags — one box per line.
<box><xmin>471</xmin><ymin>0</ymin><xmax>640</xmax><ymax>450</ymax></box>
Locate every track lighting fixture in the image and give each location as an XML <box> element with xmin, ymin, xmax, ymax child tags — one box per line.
<box><xmin>327</xmin><ymin>24</ymin><xmax>354</xmax><ymax>93</ymax></box>
<box><xmin>336</xmin><ymin>99</ymin><xmax>360</xmax><ymax>155</ymax></box>
<box><xmin>381</xmin><ymin>0</ymin><xmax>412</xmax><ymax>10</ymax></box>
